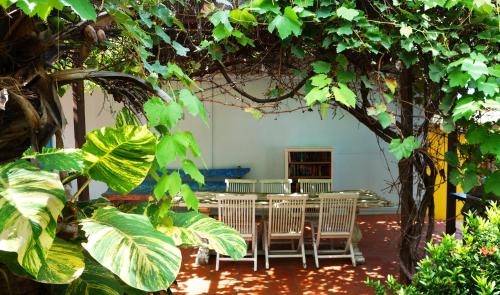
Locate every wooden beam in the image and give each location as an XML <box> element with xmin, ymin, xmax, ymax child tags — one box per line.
<box><xmin>446</xmin><ymin>131</ymin><xmax>458</xmax><ymax>234</ymax></box>
<box><xmin>72</xmin><ymin>69</ymin><xmax>90</xmax><ymax>201</ymax></box>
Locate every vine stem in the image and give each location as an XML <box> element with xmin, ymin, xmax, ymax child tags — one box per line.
<box><xmin>70</xmin><ymin>178</ymin><xmax>90</xmax><ymax>203</ymax></box>
<box><xmin>62</xmin><ymin>173</ymin><xmax>81</xmax><ymax>185</ymax></box>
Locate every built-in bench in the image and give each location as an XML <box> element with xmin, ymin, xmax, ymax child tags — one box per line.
<box><xmin>104</xmin><ymin>167</ymin><xmax>251</xmax><ymax>196</ymax></box>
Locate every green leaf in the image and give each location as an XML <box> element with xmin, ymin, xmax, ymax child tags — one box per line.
<box><xmin>36</xmin><ymin>238</ymin><xmax>85</xmax><ymax>284</ymax></box>
<box><xmin>62</xmin><ymin>255</ymin><xmax>125</xmax><ymax>295</ymax></box>
<box><xmin>144</xmin><ymin>97</ymin><xmax>183</xmax><ymax>129</ymax></box>
<box><xmin>154</xmin><ymin>25</ymin><xmax>171</xmax><ymax>44</ymax></box>
<box><xmin>268</xmin><ymin>6</ymin><xmax>302</xmax><ymax>39</ymax></box>
<box><xmin>209</xmin><ymin>10</ymin><xmax>233</xmax><ymax>32</ymax></box>
<box><xmin>452</xmin><ymin>97</ymin><xmax>480</xmax><ymax>122</ymax></box>
<box><xmin>212</xmin><ymin>24</ymin><xmax>232</xmax><ymax>41</ymax></box>
<box><xmin>389</xmin><ymin>136</ymin><xmax>421</xmax><ymax>160</ymax></box>
<box><xmin>248</xmin><ymin>0</ymin><xmax>280</xmax><ymax>14</ymax></box>
<box><xmin>83</xmin><ymin>126</ymin><xmax>156</xmax><ymax>194</ymax></box>
<box><xmin>332</xmin><ymin>83</ymin><xmax>357</xmax><ymax>107</ymax></box>
<box><xmin>484</xmin><ymin>171</ymin><xmax>500</xmax><ymax>196</ymax></box>
<box><xmin>320</xmin><ymin>103</ymin><xmax>329</xmax><ymax>119</ymax></box>
<box><xmin>81</xmin><ymin>207</ymin><xmax>181</xmax><ymax>292</ymax></box>
<box><xmin>22</xmin><ymin>147</ymin><xmax>84</xmax><ymax>173</ymax></box>
<box><xmin>0</xmin><ymin>160</ymin><xmax>66</xmax><ymax>278</ymax></box>
<box><xmin>171</xmin><ymin>41</ymin><xmax>189</xmax><ymax>57</ymax></box>
<box><xmin>304</xmin><ymin>86</ymin><xmax>330</xmax><ymax>105</ymax></box>
<box><xmin>448</xmin><ymin>69</ymin><xmax>470</xmax><ymax>87</ymax></box>
<box><xmin>477</xmin><ymin>77</ymin><xmax>499</xmax><ymax>96</ymax></box>
<box><xmin>164</xmin><ymin>211</ymin><xmax>247</xmax><ymax>259</ymax></box>
<box><xmin>115</xmin><ymin>108</ymin><xmax>140</xmax><ymax>127</ymax></box>
<box><xmin>336</xmin><ymin>6</ymin><xmax>359</xmax><ymax>21</ymax></box>
<box><xmin>429</xmin><ymin>62</ymin><xmax>445</xmax><ymax>83</ymax></box>
<box><xmin>377</xmin><ymin>112</ymin><xmax>395</xmax><ymax>129</ymax></box>
<box><xmin>155</xmin><ymin>132</ymin><xmax>191</xmax><ymax>167</ymax></box>
<box><xmin>229</xmin><ymin>8</ymin><xmax>256</xmax><ymax>28</ymax></box>
<box><xmin>180</xmin><ymin>184</ymin><xmax>198</xmax><ymax>210</ymax></box>
<box><xmin>311</xmin><ymin>61</ymin><xmax>331</xmax><ymax>74</ymax></box>
<box><xmin>461</xmin><ymin>171</ymin><xmax>479</xmax><ymax>193</ymax></box>
<box><xmin>178</xmin><ymin>89</ymin><xmax>207</xmax><ymax>124</ymax></box>
<box><xmin>182</xmin><ymin>159</ymin><xmax>204</xmax><ymax>184</ymax></box>
<box><xmin>461</xmin><ymin>58</ymin><xmax>488</xmax><ymax>80</ymax></box>
<box><xmin>310</xmin><ymin>74</ymin><xmax>332</xmax><ymax>88</ymax></box>
<box><xmin>165</xmin><ymin>172</ymin><xmax>182</xmax><ymax>196</ymax></box>
<box><xmin>62</xmin><ymin>0</ymin><xmax>96</xmax><ymax>21</ymax></box>
<box><xmin>15</xmin><ymin>0</ymin><xmax>63</xmax><ymax>19</ymax></box>
<box><xmin>444</xmin><ymin>152</ymin><xmax>460</xmax><ymax>168</ymax></box>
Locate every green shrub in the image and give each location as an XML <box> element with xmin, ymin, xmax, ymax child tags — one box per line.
<box><xmin>367</xmin><ymin>202</ymin><xmax>499</xmax><ymax>295</ymax></box>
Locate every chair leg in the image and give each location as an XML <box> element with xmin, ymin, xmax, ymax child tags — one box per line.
<box><xmin>263</xmin><ymin>224</ymin><xmax>269</xmax><ymax>269</ymax></box>
<box><xmin>311</xmin><ymin>225</ymin><xmax>319</xmax><ymax>268</ymax></box>
<box><xmin>253</xmin><ymin>235</ymin><xmax>258</xmax><ymax>271</ymax></box>
<box><xmin>300</xmin><ymin>237</ymin><xmax>307</xmax><ymax>269</ymax></box>
<box><xmin>349</xmin><ymin>242</ymin><xmax>356</xmax><ymax>267</ymax></box>
<box><xmin>215</xmin><ymin>252</ymin><xmax>220</xmax><ymax>271</ymax></box>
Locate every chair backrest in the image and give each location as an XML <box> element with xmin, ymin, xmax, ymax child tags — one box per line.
<box><xmin>267</xmin><ymin>195</ymin><xmax>307</xmax><ymax>239</ymax></box>
<box><xmin>318</xmin><ymin>193</ymin><xmax>358</xmax><ymax>234</ymax></box>
<box><xmin>216</xmin><ymin>194</ymin><xmax>257</xmax><ymax>236</ymax></box>
<box><xmin>260</xmin><ymin>179</ymin><xmax>292</xmax><ymax>193</ymax></box>
<box><xmin>225</xmin><ymin>179</ymin><xmax>257</xmax><ymax>193</ymax></box>
<box><xmin>298</xmin><ymin>179</ymin><xmax>332</xmax><ymax>193</ymax></box>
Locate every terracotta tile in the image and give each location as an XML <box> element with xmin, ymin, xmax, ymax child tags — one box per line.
<box><xmin>171</xmin><ymin>214</ymin><xmax>449</xmax><ymax>294</ymax></box>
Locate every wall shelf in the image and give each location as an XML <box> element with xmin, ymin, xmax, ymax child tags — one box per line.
<box><xmin>285</xmin><ymin>147</ymin><xmax>333</xmax><ymax>192</ymax></box>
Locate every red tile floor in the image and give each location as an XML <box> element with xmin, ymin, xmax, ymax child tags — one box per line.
<box><xmin>170</xmin><ymin>214</ymin><xmax>454</xmax><ymax>295</ymax></box>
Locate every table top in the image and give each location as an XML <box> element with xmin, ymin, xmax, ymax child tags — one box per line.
<box><xmin>104</xmin><ymin>189</ymin><xmax>393</xmax><ymax>208</ymax></box>
<box><xmin>172</xmin><ymin>190</ymin><xmax>393</xmax><ymax>209</ymax></box>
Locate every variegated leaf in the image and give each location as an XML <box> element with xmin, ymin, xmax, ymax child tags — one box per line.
<box><xmin>36</xmin><ymin>238</ymin><xmax>85</xmax><ymax>284</ymax></box>
<box><xmin>80</xmin><ymin>207</ymin><xmax>181</xmax><ymax>292</ymax></box>
<box><xmin>115</xmin><ymin>107</ymin><xmax>140</xmax><ymax>128</ymax></box>
<box><xmin>59</xmin><ymin>255</ymin><xmax>125</xmax><ymax>295</ymax></box>
<box><xmin>82</xmin><ymin>125</ymin><xmax>156</xmax><ymax>194</ymax></box>
<box><xmin>22</xmin><ymin>147</ymin><xmax>84</xmax><ymax>173</ymax></box>
<box><xmin>0</xmin><ymin>160</ymin><xmax>66</xmax><ymax>278</ymax></box>
<box><xmin>166</xmin><ymin>211</ymin><xmax>247</xmax><ymax>260</ymax></box>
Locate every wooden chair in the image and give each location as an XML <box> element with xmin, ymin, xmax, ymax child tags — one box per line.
<box><xmin>225</xmin><ymin>179</ymin><xmax>257</xmax><ymax>193</ymax></box>
<box><xmin>216</xmin><ymin>194</ymin><xmax>258</xmax><ymax>271</ymax></box>
<box><xmin>260</xmin><ymin>179</ymin><xmax>292</xmax><ymax>193</ymax></box>
<box><xmin>311</xmin><ymin>193</ymin><xmax>358</xmax><ymax>268</ymax></box>
<box><xmin>298</xmin><ymin>178</ymin><xmax>332</xmax><ymax>193</ymax></box>
<box><xmin>263</xmin><ymin>195</ymin><xmax>308</xmax><ymax>269</ymax></box>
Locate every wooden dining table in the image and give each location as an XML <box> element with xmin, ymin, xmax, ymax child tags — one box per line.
<box><xmin>105</xmin><ymin>189</ymin><xmax>393</xmax><ymax>265</ymax></box>
<box><xmin>173</xmin><ymin>190</ymin><xmax>393</xmax><ymax>265</ymax></box>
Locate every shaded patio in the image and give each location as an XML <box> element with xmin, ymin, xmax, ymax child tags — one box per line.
<box><xmin>171</xmin><ymin>215</ymin><xmax>457</xmax><ymax>294</ymax></box>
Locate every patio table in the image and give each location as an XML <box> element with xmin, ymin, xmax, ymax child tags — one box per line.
<box><xmin>173</xmin><ymin>190</ymin><xmax>393</xmax><ymax>265</ymax></box>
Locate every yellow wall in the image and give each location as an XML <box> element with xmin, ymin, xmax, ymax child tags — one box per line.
<box><xmin>429</xmin><ymin>129</ymin><xmax>464</xmax><ymax>220</ymax></box>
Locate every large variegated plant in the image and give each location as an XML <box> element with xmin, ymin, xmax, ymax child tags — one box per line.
<box><xmin>0</xmin><ymin>104</ymin><xmax>246</xmax><ymax>293</ymax></box>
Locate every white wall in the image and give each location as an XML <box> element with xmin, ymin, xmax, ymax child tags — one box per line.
<box><xmin>60</xmin><ymin>80</ymin><xmax>399</xmax><ymax>205</ymax></box>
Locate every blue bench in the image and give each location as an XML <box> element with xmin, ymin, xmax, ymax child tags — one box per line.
<box><xmin>104</xmin><ymin>167</ymin><xmax>251</xmax><ymax>195</ymax></box>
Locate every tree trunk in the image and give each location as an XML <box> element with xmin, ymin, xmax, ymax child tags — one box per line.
<box><xmin>398</xmin><ymin>68</ymin><xmax>415</xmax><ymax>283</ymax></box>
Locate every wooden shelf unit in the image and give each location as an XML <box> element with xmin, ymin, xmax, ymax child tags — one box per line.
<box><xmin>285</xmin><ymin>147</ymin><xmax>333</xmax><ymax>192</ymax></box>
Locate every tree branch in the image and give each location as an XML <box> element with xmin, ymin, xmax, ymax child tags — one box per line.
<box><xmin>50</xmin><ymin>69</ymin><xmax>172</xmax><ymax>102</ymax></box>
<box><xmin>217</xmin><ymin>61</ymin><xmax>311</xmax><ymax>103</ymax></box>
